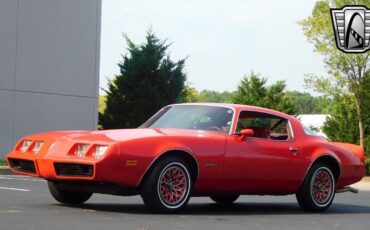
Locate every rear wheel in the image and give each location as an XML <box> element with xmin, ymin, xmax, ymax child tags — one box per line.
<box><xmin>141</xmin><ymin>157</ymin><xmax>192</xmax><ymax>213</ymax></box>
<box><xmin>296</xmin><ymin>163</ymin><xmax>336</xmax><ymax>212</ymax></box>
<box><xmin>48</xmin><ymin>181</ymin><xmax>92</xmax><ymax>205</ymax></box>
<box><xmin>210</xmin><ymin>195</ymin><xmax>239</xmax><ymax>205</ymax></box>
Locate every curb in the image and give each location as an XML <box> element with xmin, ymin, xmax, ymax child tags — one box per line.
<box><xmin>0</xmin><ymin>166</ymin><xmax>15</xmax><ymax>175</ymax></box>
<box><xmin>352</xmin><ymin>179</ymin><xmax>370</xmax><ymax>191</ymax></box>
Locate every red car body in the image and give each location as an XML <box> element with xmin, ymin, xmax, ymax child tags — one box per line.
<box><xmin>6</xmin><ymin>103</ymin><xmax>366</xmax><ymax>212</ymax></box>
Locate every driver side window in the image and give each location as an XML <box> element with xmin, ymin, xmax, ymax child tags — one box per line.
<box><xmin>236</xmin><ymin>111</ymin><xmax>292</xmax><ymax>141</ymax></box>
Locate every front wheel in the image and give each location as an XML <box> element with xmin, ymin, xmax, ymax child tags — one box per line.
<box><xmin>296</xmin><ymin>163</ymin><xmax>336</xmax><ymax>212</ymax></box>
<box><xmin>48</xmin><ymin>181</ymin><xmax>92</xmax><ymax>205</ymax></box>
<box><xmin>141</xmin><ymin>157</ymin><xmax>193</xmax><ymax>213</ymax></box>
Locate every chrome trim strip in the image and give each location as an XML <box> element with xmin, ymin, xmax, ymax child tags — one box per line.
<box><xmin>287</xmin><ymin>121</ymin><xmax>295</xmax><ymax>140</ymax></box>
<box><xmin>234</xmin><ymin>109</ymin><xmax>295</xmax><ymax>142</ymax></box>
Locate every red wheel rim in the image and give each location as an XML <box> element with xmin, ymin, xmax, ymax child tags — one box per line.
<box><xmin>159</xmin><ymin>165</ymin><xmax>188</xmax><ymax>206</ymax></box>
<box><xmin>311</xmin><ymin>169</ymin><xmax>333</xmax><ymax>205</ymax></box>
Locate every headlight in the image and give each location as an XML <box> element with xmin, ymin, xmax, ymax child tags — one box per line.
<box><xmin>76</xmin><ymin>144</ymin><xmax>89</xmax><ymax>157</ymax></box>
<box><xmin>32</xmin><ymin>141</ymin><xmax>44</xmax><ymax>154</ymax></box>
<box><xmin>20</xmin><ymin>140</ymin><xmax>32</xmax><ymax>152</ymax></box>
<box><xmin>92</xmin><ymin>145</ymin><xmax>108</xmax><ymax>158</ymax></box>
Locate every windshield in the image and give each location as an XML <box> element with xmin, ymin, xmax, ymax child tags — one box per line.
<box><xmin>141</xmin><ymin>105</ymin><xmax>234</xmax><ymax>133</ymax></box>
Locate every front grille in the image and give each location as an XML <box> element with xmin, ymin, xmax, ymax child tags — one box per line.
<box><xmin>54</xmin><ymin>163</ymin><xmax>93</xmax><ymax>177</ymax></box>
<box><xmin>8</xmin><ymin>159</ymin><xmax>36</xmax><ymax>174</ymax></box>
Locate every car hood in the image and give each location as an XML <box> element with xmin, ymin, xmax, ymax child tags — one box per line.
<box><xmin>26</xmin><ymin>128</ymin><xmax>220</xmax><ymax>143</ymax></box>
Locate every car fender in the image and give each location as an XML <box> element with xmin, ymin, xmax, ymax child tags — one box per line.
<box><xmin>137</xmin><ymin>146</ymin><xmax>199</xmax><ymax>187</ymax></box>
<box><xmin>297</xmin><ymin>148</ymin><xmax>341</xmax><ymax>191</ymax></box>
<box><xmin>113</xmin><ymin>137</ymin><xmax>198</xmax><ymax>187</ymax></box>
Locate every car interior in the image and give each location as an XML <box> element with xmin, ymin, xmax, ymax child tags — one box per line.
<box><xmin>236</xmin><ymin>111</ymin><xmax>292</xmax><ymax>141</ymax></box>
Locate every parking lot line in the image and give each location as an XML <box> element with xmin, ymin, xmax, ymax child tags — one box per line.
<box><xmin>0</xmin><ymin>176</ymin><xmax>45</xmax><ymax>182</ymax></box>
<box><xmin>0</xmin><ymin>187</ymin><xmax>30</xmax><ymax>192</ymax></box>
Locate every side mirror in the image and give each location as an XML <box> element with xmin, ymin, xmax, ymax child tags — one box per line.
<box><xmin>239</xmin><ymin>128</ymin><xmax>254</xmax><ymax>140</ymax></box>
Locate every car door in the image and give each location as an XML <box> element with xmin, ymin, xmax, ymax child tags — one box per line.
<box><xmin>221</xmin><ymin>110</ymin><xmax>302</xmax><ymax>194</ymax></box>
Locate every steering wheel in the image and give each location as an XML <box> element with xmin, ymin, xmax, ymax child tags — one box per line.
<box><xmin>207</xmin><ymin>126</ymin><xmax>222</xmax><ymax>131</ymax></box>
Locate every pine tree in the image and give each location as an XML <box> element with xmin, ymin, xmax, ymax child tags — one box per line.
<box><xmin>233</xmin><ymin>71</ymin><xmax>297</xmax><ymax>114</ymax></box>
<box><xmin>322</xmin><ymin>94</ymin><xmax>359</xmax><ymax>144</ymax></box>
<box><xmin>99</xmin><ymin>30</ymin><xmax>186</xmax><ymax>129</ymax></box>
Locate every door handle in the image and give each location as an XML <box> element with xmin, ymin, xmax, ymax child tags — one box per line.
<box><xmin>289</xmin><ymin>147</ymin><xmax>300</xmax><ymax>155</ymax></box>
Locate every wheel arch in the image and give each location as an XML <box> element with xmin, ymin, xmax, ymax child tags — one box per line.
<box><xmin>311</xmin><ymin>155</ymin><xmax>341</xmax><ymax>180</ymax></box>
<box><xmin>298</xmin><ymin>153</ymin><xmax>341</xmax><ymax>190</ymax></box>
<box><xmin>138</xmin><ymin>149</ymin><xmax>199</xmax><ymax>188</ymax></box>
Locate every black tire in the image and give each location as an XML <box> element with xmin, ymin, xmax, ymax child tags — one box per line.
<box><xmin>210</xmin><ymin>195</ymin><xmax>239</xmax><ymax>205</ymax></box>
<box><xmin>140</xmin><ymin>157</ymin><xmax>193</xmax><ymax>213</ymax></box>
<box><xmin>296</xmin><ymin>162</ymin><xmax>336</xmax><ymax>212</ymax></box>
<box><xmin>48</xmin><ymin>181</ymin><xmax>92</xmax><ymax>205</ymax></box>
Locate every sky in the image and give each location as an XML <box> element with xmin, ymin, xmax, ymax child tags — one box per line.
<box><xmin>99</xmin><ymin>0</ymin><xmax>327</xmax><ymax>94</ymax></box>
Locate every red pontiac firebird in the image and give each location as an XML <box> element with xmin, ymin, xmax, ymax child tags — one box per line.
<box><xmin>6</xmin><ymin>103</ymin><xmax>366</xmax><ymax>213</ymax></box>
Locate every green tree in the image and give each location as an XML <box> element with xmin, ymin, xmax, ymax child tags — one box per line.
<box><xmin>177</xmin><ymin>85</ymin><xmax>200</xmax><ymax>102</ymax></box>
<box><xmin>300</xmin><ymin>0</ymin><xmax>370</xmax><ymax>146</ymax></box>
<box><xmin>322</xmin><ymin>94</ymin><xmax>359</xmax><ymax>143</ymax></box>
<box><xmin>98</xmin><ymin>95</ymin><xmax>106</xmax><ymax>114</ymax></box>
<box><xmin>198</xmin><ymin>90</ymin><xmax>235</xmax><ymax>103</ymax></box>
<box><xmin>233</xmin><ymin>71</ymin><xmax>297</xmax><ymax>114</ymax></box>
<box><xmin>321</xmin><ymin>93</ymin><xmax>370</xmax><ymax>173</ymax></box>
<box><xmin>315</xmin><ymin>95</ymin><xmax>333</xmax><ymax>113</ymax></box>
<box><xmin>286</xmin><ymin>91</ymin><xmax>332</xmax><ymax>114</ymax></box>
<box><xmin>99</xmin><ymin>30</ymin><xmax>186</xmax><ymax>129</ymax></box>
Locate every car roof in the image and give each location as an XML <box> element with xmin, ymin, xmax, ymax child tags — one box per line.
<box><xmin>169</xmin><ymin>103</ymin><xmax>292</xmax><ymax>119</ymax></box>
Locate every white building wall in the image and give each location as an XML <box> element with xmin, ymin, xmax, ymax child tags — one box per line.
<box><xmin>0</xmin><ymin>0</ymin><xmax>101</xmax><ymax>158</ymax></box>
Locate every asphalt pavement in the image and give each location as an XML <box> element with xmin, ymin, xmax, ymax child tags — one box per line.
<box><xmin>0</xmin><ymin>175</ymin><xmax>370</xmax><ymax>230</ymax></box>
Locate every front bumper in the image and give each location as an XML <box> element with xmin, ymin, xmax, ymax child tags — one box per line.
<box><xmin>5</xmin><ymin>132</ymin><xmax>155</xmax><ymax>190</ymax></box>
<box><xmin>6</xmin><ymin>143</ymin><xmax>144</xmax><ymax>188</ymax></box>
<box><xmin>7</xmin><ymin>155</ymin><xmax>97</xmax><ymax>180</ymax></box>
